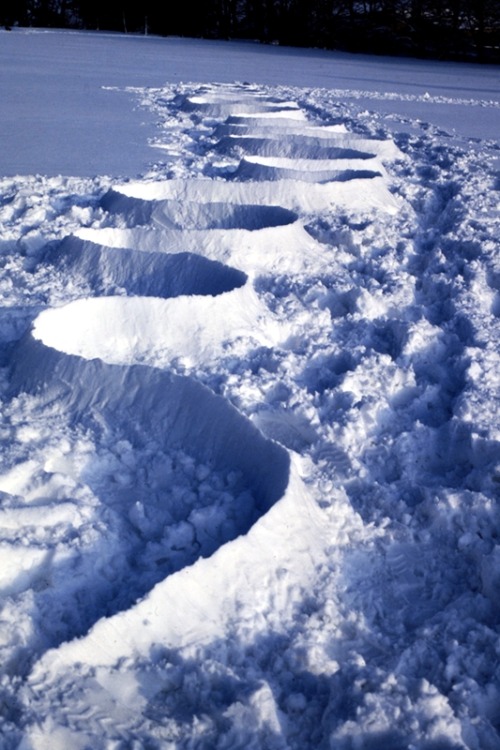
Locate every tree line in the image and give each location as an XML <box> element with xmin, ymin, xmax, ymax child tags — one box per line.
<box><xmin>2</xmin><ymin>0</ymin><xmax>499</xmax><ymax>62</ymax></box>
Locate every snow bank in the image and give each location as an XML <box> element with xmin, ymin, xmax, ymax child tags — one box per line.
<box><xmin>233</xmin><ymin>154</ymin><xmax>384</xmax><ymax>182</ymax></box>
<box><xmin>215</xmin><ymin>133</ymin><xmax>402</xmax><ymax>161</ymax></box>
<box><xmin>105</xmin><ymin>175</ymin><xmax>400</xmax><ymax>216</ymax></box>
<box><xmin>72</xmin><ymin>221</ymin><xmax>327</xmax><ymax>277</ymax></box>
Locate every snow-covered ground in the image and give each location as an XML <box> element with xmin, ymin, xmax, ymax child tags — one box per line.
<box><xmin>1</xmin><ymin>28</ymin><xmax>500</xmax><ymax>750</ymax></box>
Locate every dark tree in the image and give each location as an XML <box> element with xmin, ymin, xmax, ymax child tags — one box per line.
<box><xmin>3</xmin><ymin>0</ymin><xmax>500</xmax><ymax>61</ymax></box>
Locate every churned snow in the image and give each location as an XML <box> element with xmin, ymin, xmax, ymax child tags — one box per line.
<box><xmin>0</xmin><ymin>27</ymin><xmax>500</xmax><ymax>750</ymax></box>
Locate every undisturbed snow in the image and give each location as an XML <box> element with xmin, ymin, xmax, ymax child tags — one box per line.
<box><xmin>0</xmin><ymin>29</ymin><xmax>500</xmax><ymax>750</ymax></box>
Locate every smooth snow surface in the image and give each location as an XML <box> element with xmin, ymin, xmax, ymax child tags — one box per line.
<box><xmin>1</xmin><ymin>28</ymin><xmax>499</xmax><ymax>176</ymax></box>
<box><xmin>1</xmin><ymin>31</ymin><xmax>500</xmax><ymax>750</ymax></box>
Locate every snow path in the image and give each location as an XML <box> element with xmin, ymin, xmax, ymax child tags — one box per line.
<box><xmin>1</xmin><ymin>78</ymin><xmax>500</xmax><ymax>749</ymax></box>
<box><xmin>11</xmin><ymin>87</ymin><xmax>391</xmax><ymax>656</ymax></box>
<box><xmin>6</xmin><ymin>85</ymin><xmax>387</xmax><ymax>745</ymax></box>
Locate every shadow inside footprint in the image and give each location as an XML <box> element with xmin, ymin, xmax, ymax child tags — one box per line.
<box><xmin>8</xmin><ymin>335</ymin><xmax>290</xmax><ymax>653</ymax></box>
<box><xmin>101</xmin><ymin>188</ymin><xmax>298</xmax><ymax>230</ymax></box>
<box><xmin>42</xmin><ymin>236</ymin><xmax>247</xmax><ymax>298</ymax></box>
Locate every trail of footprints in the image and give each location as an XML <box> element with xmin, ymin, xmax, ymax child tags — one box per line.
<box><xmin>3</xmin><ymin>83</ymin><xmax>401</xmax><ymax>666</ymax></box>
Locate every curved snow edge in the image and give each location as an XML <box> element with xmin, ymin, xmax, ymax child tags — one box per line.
<box><xmin>8</xmin><ymin>335</ymin><xmax>326</xmax><ymax>680</ymax></box>
<box><xmin>29</xmin><ymin>453</ymin><xmax>324</xmax><ymax>682</ymax></box>
<box><xmin>9</xmin><ymin>334</ymin><xmax>289</xmax><ymax>513</ymax></box>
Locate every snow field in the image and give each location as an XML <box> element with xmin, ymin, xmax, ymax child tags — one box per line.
<box><xmin>0</xmin><ymin>72</ymin><xmax>499</xmax><ymax>749</ymax></box>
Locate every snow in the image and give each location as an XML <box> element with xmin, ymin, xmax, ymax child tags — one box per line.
<box><xmin>1</xmin><ymin>28</ymin><xmax>499</xmax><ymax>176</ymax></box>
<box><xmin>1</xmin><ymin>27</ymin><xmax>500</xmax><ymax>750</ymax></box>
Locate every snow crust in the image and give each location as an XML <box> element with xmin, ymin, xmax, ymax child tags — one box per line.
<box><xmin>0</xmin><ymin>32</ymin><xmax>500</xmax><ymax>750</ymax></box>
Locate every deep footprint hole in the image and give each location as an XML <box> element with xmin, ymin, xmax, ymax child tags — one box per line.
<box><xmin>304</xmin><ymin>351</ymin><xmax>358</xmax><ymax>394</ymax></box>
<box><xmin>369</xmin><ymin>319</ymin><xmax>409</xmax><ymax>361</ymax></box>
<box><xmin>101</xmin><ymin>190</ymin><xmax>298</xmax><ymax>231</ymax></box>
<box><xmin>152</xmin><ymin>201</ymin><xmax>298</xmax><ymax>231</ymax></box>
<box><xmin>42</xmin><ymin>237</ymin><xmax>247</xmax><ymax>298</ymax></box>
<box><xmin>8</xmin><ymin>344</ymin><xmax>291</xmax><ymax>653</ymax></box>
<box><xmin>214</xmin><ymin>135</ymin><xmax>375</xmax><ymax>161</ymax></box>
